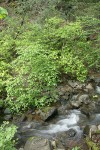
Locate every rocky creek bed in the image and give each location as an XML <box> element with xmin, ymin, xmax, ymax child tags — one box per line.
<box><xmin>1</xmin><ymin>74</ymin><xmax>100</xmax><ymax>150</ymax></box>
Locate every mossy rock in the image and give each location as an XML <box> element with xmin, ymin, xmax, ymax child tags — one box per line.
<box><xmin>86</xmin><ymin>137</ymin><xmax>99</xmax><ymax>150</ymax></box>
<box><xmin>39</xmin><ymin>106</ymin><xmax>58</xmax><ymax>121</ymax></box>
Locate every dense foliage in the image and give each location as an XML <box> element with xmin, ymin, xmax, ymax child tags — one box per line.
<box><xmin>0</xmin><ymin>121</ymin><xmax>17</xmax><ymax>150</ymax></box>
<box><xmin>0</xmin><ymin>0</ymin><xmax>100</xmax><ymax>112</ymax></box>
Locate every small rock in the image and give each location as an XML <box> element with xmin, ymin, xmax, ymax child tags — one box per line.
<box><xmin>4</xmin><ymin>108</ymin><xmax>11</xmax><ymax>114</ymax></box>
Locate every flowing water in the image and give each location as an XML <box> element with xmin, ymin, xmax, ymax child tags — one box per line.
<box><xmin>19</xmin><ymin>109</ymin><xmax>100</xmax><ymax>143</ymax></box>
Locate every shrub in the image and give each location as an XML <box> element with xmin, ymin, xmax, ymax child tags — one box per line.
<box><xmin>6</xmin><ymin>17</ymin><xmax>89</xmax><ymax>112</ymax></box>
<box><xmin>0</xmin><ymin>121</ymin><xmax>17</xmax><ymax>150</ymax></box>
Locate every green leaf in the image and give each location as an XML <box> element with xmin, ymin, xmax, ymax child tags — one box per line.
<box><xmin>0</xmin><ymin>7</ymin><xmax>8</xmax><ymax>19</ymax></box>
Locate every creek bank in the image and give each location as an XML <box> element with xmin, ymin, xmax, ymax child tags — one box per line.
<box><xmin>0</xmin><ymin>75</ymin><xmax>100</xmax><ymax>150</ymax></box>
<box><xmin>16</xmin><ymin>76</ymin><xmax>100</xmax><ymax>149</ymax></box>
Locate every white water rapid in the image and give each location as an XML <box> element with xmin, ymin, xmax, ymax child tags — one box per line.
<box><xmin>41</xmin><ymin>110</ymin><xmax>82</xmax><ymax>134</ymax></box>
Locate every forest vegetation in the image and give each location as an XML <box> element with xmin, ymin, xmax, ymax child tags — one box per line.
<box><xmin>0</xmin><ymin>0</ymin><xmax>100</xmax><ymax>149</ymax></box>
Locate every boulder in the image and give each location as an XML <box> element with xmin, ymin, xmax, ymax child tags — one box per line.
<box><xmin>37</xmin><ymin>107</ymin><xmax>58</xmax><ymax>121</ymax></box>
<box><xmin>24</xmin><ymin>137</ymin><xmax>51</xmax><ymax>150</ymax></box>
<box><xmin>4</xmin><ymin>108</ymin><xmax>11</xmax><ymax>114</ymax></box>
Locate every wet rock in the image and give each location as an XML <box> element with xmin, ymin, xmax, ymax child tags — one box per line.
<box><xmin>67</xmin><ymin>129</ymin><xmax>77</xmax><ymax>138</ymax></box>
<box><xmin>4</xmin><ymin>108</ymin><xmax>11</xmax><ymax>114</ymax></box>
<box><xmin>24</xmin><ymin>137</ymin><xmax>51</xmax><ymax>150</ymax></box>
<box><xmin>38</xmin><ymin>107</ymin><xmax>58</xmax><ymax>121</ymax></box>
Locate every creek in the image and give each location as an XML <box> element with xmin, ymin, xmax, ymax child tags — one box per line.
<box><xmin>1</xmin><ymin>75</ymin><xmax>100</xmax><ymax>149</ymax></box>
<box><xmin>17</xmin><ymin>109</ymin><xmax>100</xmax><ymax>148</ymax></box>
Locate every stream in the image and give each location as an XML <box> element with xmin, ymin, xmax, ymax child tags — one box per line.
<box><xmin>1</xmin><ymin>76</ymin><xmax>100</xmax><ymax>149</ymax></box>
<box><xmin>17</xmin><ymin>109</ymin><xmax>100</xmax><ymax>147</ymax></box>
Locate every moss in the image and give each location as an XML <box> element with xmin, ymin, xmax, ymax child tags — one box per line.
<box><xmin>95</xmin><ymin>130</ymin><xmax>100</xmax><ymax>134</ymax></box>
<box><xmin>86</xmin><ymin>138</ymin><xmax>99</xmax><ymax>150</ymax></box>
<box><xmin>41</xmin><ymin>106</ymin><xmax>51</xmax><ymax>113</ymax></box>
